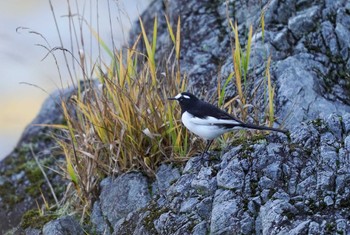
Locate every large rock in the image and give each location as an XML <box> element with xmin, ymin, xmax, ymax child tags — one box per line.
<box><xmin>42</xmin><ymin>216</ymin><xmax>84</xmax><ymax>235</ymax></box>
<box><xmin>0</xmin><ymin>87</ymin><xmax>76</xmax><ymax>234</ymax></box>
<box><xmin>91</xmin><ymin>173</ymin><xmax>151</xmax><ymax>233</ymax></box>
<box><xmin>108</xmin><ymin>114</ymin><xmax>350</xmax><ymax>234</ymax></box>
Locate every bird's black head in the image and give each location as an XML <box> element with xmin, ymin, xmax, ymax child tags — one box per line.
<box><xmin>168</xmin><ymin>92</ymin><xmax>199</xmax><ymax>112</ymax></box>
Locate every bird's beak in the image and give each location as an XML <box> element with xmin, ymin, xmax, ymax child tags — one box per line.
<box><xmin>167</xmin><ymin>97</ymin><xmax>177</xmax><ymax>100</ymax></box>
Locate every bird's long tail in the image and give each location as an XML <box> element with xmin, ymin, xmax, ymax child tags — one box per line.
<box><xmin>238</xmin><ymin>123</ymin><xmax>288</xmax><ymax>134</ymax></box>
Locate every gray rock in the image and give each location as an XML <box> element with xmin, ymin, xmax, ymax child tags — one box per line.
<box><xmin>276</xmin><ymin>57</ymin><xmax>350</xmax><ymax>128</ymax></box>
<box><xmin>260</xmin><ymin>199</ymin><xmax>297</xmax><ymax>234</ymax></box>
<box><xmin>192</xmin><ymin>221</ymin><xmax>207</xmax><ymax>235</ymax></box>
<box><xmin>324</xmin><ymin>195</ymin><xmax>334</xmax><ymax>206</ymax></box>
<box><xmin>336</xmin><ymin>219</ymin><xmax>350</xmax><ymax>234</ymax></box>
<box><xmin>343</xmin><ymin>113</ymin><xmax>350</xmax><ymax>135</ymax></box>
<box><xmin>217</xmin><ymin>158</ymin><xmax>244</xmax><ymax>190</ymax></box>
<box><xmin>25</xmin><ymin>228</ymin><xmax>41</xmax><ymax>235</ymax></box>
<box><xmin>6</xmin><ymin>0</ymin><xmax>350</xmax><ymax>234</ymax></box>
<box><xmin>321</xmin><ymin>21</ymin><xmax>339</xmax><ymax>57</ymax></box>
<box><xmin>179</xmin><ymin>197</ymin><xmax>199</xmax><ymax>213</ymax></box>
<box><xmin>152</xmin><ymin>164</ymin><xmax>180</xmax><ymax>194</ymax></box>
<box><xmin>308</xmin><ymin>221</ymin><xmax>320</xmax><ymax>235</ymax></box>
<box><xmin>289</xmin><ymin>220</ymin><xmax>310</xmax><ymax>235</ymax></box>
<box><xmin>0</xmin><ymin>85</ymin><xmax>79</xmax><ymax>234</ymax></box>
<box><xmin>98</xmin><ymin>173</ymin><xmax>151</xmax><ymax>227</ymax></box>
<box><xmin>288</xmin><ymin>6</ymin><xmax>320</xmax><ymax>39</ymax></box>
<box><xmin>191</xmin><ymin>167</ymin><xmax>217</xmax><ymax>195</ymax></box>
<box><xmin>210</xmin><ymin>190</ymin><xmax>240</xmax><ymax>234</ymax></box>
<box><xmin>42</xmin><ymin>216</ymin><xmax>83</xmax><ymax>235</ymax></box>
<box><xmin>271</xmin><ymin>28</ymin><xmax>292</xmax><ymax>51</ymax></box>
<box><xmin>91</xmin><ymin>201</ymin><xmax>111</xmax><ymax>235</ymax></box>
<box><xmin>335</xmin><ymin>23</ymin><xmax>350</xmax><ymax>61</ymax></box>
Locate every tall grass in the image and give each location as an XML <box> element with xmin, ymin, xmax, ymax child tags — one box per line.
<box><xmin>216</xmin><ymin>5</ymin><xmax>278</xmax><ymax>147</ymax></box>
<box><xmin>54</xmin><ymin>14</ymin><xmax>199</xmax><ymax>214</ymax></box>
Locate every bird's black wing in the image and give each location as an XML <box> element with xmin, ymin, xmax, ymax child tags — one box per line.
<box><xmin>188</xmin><ymin>100</ymin><xmax>244</xmax><ymax>129</ymax></box>
<box><xmin>203</xmin><ymin>101</ymin><xmax>243</xmax><ymax>122</ymax></box>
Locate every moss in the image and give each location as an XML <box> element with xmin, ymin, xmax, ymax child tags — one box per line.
<box><xmin>282</xmin><ymin>210</ymin><xmax>294</xmax><ymax>220</ymax></box>
<box><xmin>250</xmin><ymin>180</ymin><xmax>259</xmax><ymax>196</ymax></box>
<box><xmin>338</xmin><ymin>198</ymin><xmax>350</xmax><ymax>208</ymax></box>
<box><xmin>143</xmin><ymin>202</ymin><xmax>168</xmax><ymax>232</ymax></box>
<box><xmin>0</xmin><ymin>181</ymin><xmax>25</xmax><ymax>207</ymax></box>
<box><xmin>20</xmin><ymin>209</ymin><xmax>58</xmax><ymax>229</ymax></box>
<box><xmin>325</xmin><ymin>222</ymin><xmax>335</xmax><ymax>233</ymax></box>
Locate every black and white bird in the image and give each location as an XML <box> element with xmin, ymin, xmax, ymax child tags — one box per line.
<box><xmin>168</xmin><ymin>92</ymin><xmax>287</xmax><ymax>157</ymax></box>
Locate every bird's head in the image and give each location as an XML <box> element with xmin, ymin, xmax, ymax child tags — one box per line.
<box><xmin>168</xmin><ymin>92</ymin><xmax>198</xmax><ymax>111</ymax></box>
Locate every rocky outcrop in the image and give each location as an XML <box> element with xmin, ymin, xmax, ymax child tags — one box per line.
<box><xmin>88</xmin><ymin>114</ymin><xmax>350</xmax><ymax>234</ymax></box>
<box><xmin>2</xmin><ymin>0</ymin><xmax>350</xmax><ymax>234</ymax></box>
<box><xmin>0</xmin><ymin>88</ymin><xmax>75</xmax><ymax>234</ymax></box>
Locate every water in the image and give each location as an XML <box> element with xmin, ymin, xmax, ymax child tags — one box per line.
<box><xmin>0</xmin><ymin>0</ymin><xmax>149</xmax><ymax>160</ymax></box>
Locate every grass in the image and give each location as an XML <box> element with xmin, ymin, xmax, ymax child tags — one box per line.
<box><xmin>29</xmin><ymin>0</ymin><xmax>282</xmax><ymax>224</ymax></box>
<box><xmin>50</xmin><ymin>10</ymin><xmax>197</xmax><ymax>216</ymax></box>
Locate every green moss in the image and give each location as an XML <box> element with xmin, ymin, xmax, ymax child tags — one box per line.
<box><xmin>20</xmin><ymin>209</ymin><xmax>58</xmax><ymax>229</ymax></box>
<box><xmin>338</xmin><ymin>198</ymin><xmax>350</xmax><ymax>208</ymax></box>
<box><xmin>325</xmin><ymin>222</ymin><xmax>335</xmax><ymax>233</ymax></box>
<box><xmin>311</xmin><ymin>118</ymin><xmax>324</xmax><ymax>127</ymax></box>
<box><xmin>0</xmin><ymin>182</ymin><xmax>25</xmax><ymax>207</ymax></box>
<box><xmin>250</xmin><ymin>181</ymin><xmax>258</xmax><ymax>196</ymax></box>
<box><xmin>143</xmin><ymin>202</ymin><xmax>168</xmax><ymax>232</ymax></box>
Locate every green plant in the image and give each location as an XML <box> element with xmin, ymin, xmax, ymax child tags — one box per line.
<box><xmin>54</xmin><ymin>16</ymin><xmax>199</xmax><ymax>216</ymax></box>
<box><xmin>216</xmin><ymin>4</ymin><xmax>279</xmax><ymax>148</ymax></box>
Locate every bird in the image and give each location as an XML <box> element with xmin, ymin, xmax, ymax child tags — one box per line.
<box><xmin>168</xmin><ymin>92</ymin><xmax>288</xmax><ymax>157</ymax></box>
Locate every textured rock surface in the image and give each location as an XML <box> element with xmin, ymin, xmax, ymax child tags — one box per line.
<box><xmin>42</xmin><ymin>216</ymin><xmax>84</xmax><ymax>235</ymax></box>
<box><xmin>92</xmin><ymin>115</ymin><xmax>350</xmax><ymax>234</ymax></box>
<box><xmin>91</xmin><ymin>173</ymin><xmax>151</xmax><ymax>234</ymax></box>
<box><xmin>0</xmin><ymin>88</ymin><xmax>75</xmax><ymax>234</ymax></box>
<box><xmin>3</xmin><ymin>0</ymin><xmax>350</xmax><ymax>234</ymax></box>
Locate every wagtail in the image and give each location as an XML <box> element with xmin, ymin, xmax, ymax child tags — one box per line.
<box><xmin>168</xmin><ymin>92</ymin><xmax>287</xmax><ymax>157</ymax></box>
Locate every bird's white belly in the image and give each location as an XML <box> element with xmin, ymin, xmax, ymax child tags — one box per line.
<box><xmin>181</xmin><ymin>111</ymin><xmax>239</xmax><ymax>140</ymax></box>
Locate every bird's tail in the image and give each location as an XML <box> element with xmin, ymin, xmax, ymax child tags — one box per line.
<box><xmin>238</xmin><ymin>123</ymin><xmax>288</xmax><ymax>135</ymax></box>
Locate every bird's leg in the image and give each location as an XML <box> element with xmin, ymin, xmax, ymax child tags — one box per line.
<box><xmin>201</xmin><ymin>140</ymin><xmax>214</xmax><ymax>158</ymax></box>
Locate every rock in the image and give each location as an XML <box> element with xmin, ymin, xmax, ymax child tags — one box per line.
<box><xmin>335</xmin><ymin>23</ymin><xmax>350</xmax><ymax>61</ymax></box>
<box><xmin>152</xmin><ymin>164</ymin><xmax>180</xmax><ymax>194</ymax></box>
<box><xmin>192</xmin><ymin>221</ymin><xmax>207</xmax><ymax>235</ymax></box>
<box><xmin>0</xmin><ymin>85</ymin><xmax>78</xmax><ymax>234</ymax></box>
<box><xmin>260</xmin><ymin>199</ymin><xmax>297</xmax><ymax>234</ymax></box>
<box><xmin>191</xmin><ymin>167</ymin><xmax>217</xmax><ymax>195</ymax></box>
<box><xmin>42</xmin><ymin>216</ymin><xmax>83</xmax><ymax>235</ymax></box>
<box><xmin>96</xmin><ymin>173</ymin><xmax>151</xmax><ymax>228</ymax></box>
<box><xmin>343</xmin><ymin>113</ymin><xmax>350</xmax><ymax>135</ymax></box>
<box><xmin>24</xmin><ymin>228</ymin><xmax>41</xmax><ymax>235</ymax></box>
<box><xmin>217</xmin><ymin>157</ymin><xmax>244</xmax><ymax>190</ymax></box>
<box><xmin>321</xmin><ymin>21</ymin><xmax>339</xmax><ymax>57</ymax></box>
<box><xmin>210</xmin><ymin>190</ymin><xmax>241</xmax><ymax>234</ymax></box>
<box><xmin>289</xmin><ymin>220</ymin><xmax>311</xmax><ymax>235</ymax></box>
<box><xmin>308</xmin><ymin>221</ymin><xmax>320</xmax><ymax>234</ymax></box>
<box><xmin>324</xmin><ymin>195</ymin><xmax>334</xmax><ymax>206</ymax></box>
<box><xmin>288</xmin><ymin>6</ymin><xmax>320</xmax><ymax>39</ymax></box>
<box><xmin>91</xmin><ymin>201</ymin><xmax>111</xmax><ymax>235</ymax></box>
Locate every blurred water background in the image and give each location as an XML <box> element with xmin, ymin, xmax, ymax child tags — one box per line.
<box><xmin>0</xmin><ymin>0</ymin><xmax>149</xmax><ymax>160</ymax></box>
